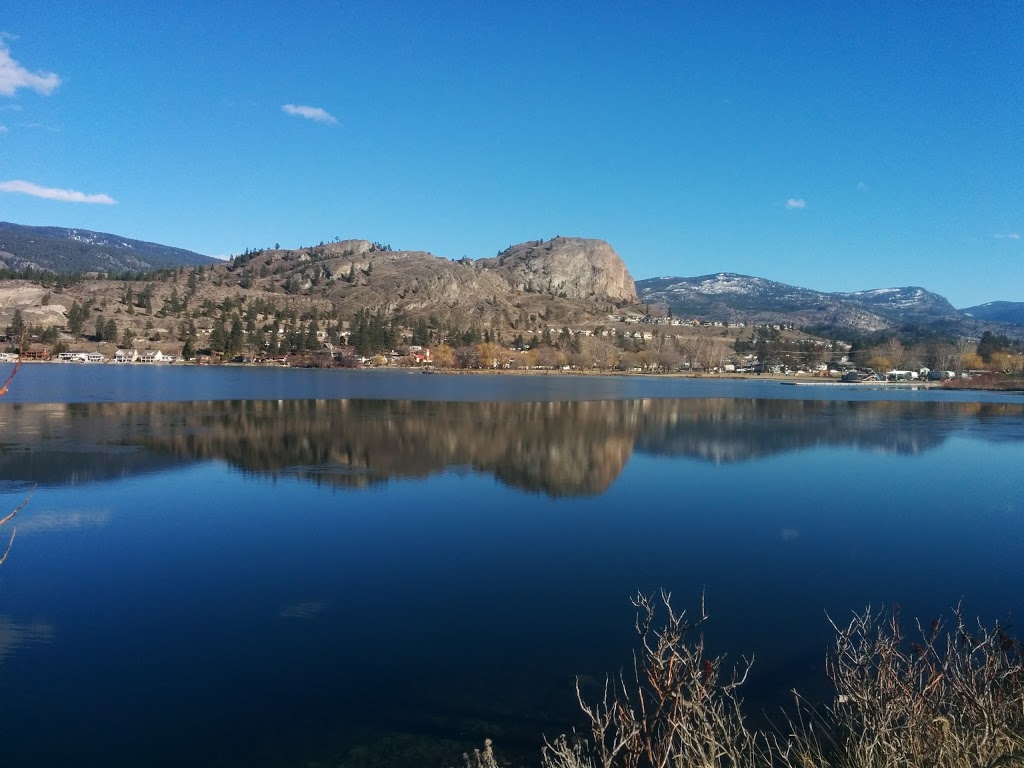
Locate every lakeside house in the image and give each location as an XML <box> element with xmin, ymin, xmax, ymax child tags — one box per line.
<box><xmin>58</xmin><ymin>351</ymin><xmax>109</xmax><ymax>363</ymax></box>
<box><xmin>23</xmin><ymin>344</ymin><xmax>52</xmax><ymax>361</ymax></box>
<box><xmin>114</xmin><ymin>349</ymin><xmax>138</xmax><ymax>363</ymax></box>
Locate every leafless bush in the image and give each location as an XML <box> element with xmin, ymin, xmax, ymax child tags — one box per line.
<box><xmin>463</xmin><ymin>598</ymin><xmax>1024</xmax><ymax>768</ymax></box>
<box><xmin>778</xmin><ymin>605</ymin><xmax>1024</xmax><ymax>768</ymax></box>
<box><xmin>543</xmin><ymin>591</ymin><xmax>764</xmax><ymax>768</ymax></box>
<box><xmin>0</xmin><ymin>349</ymin><xmax>30</xmax><ymax>566</ymax></box>
<box><xmin>0</xmin><ymin>491</ymin><xmax>33</xmax><ymax>567</ymax></box>
<box><xmin>457</xmin><ymin>738</ymin><xmax>502</xmax><ymax>768</ymax></box>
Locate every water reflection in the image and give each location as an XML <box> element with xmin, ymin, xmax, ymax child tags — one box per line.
<box><xmin>0</xmin><ymin>615</ymin><xmax>53</xmax><ymax>662</ymax></box>
<box><xmin>2</xmin><ymin>399</ymin><xmax>1022</xmax><ymax>497</ymax></box>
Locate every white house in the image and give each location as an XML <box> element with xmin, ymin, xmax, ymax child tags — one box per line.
<box><xmin>140</xmin><ymin>350</ymin><xmax>164</xmax><ymax>363</ymax></box>
<box><xmin>114</xmin><ymin>349</ymin><xmax>138</xmax><ymax>363</ymax></box>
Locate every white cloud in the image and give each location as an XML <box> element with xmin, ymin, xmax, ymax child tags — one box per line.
<box><xmin>993</xmin><ymin>232</ymin><xmax>1021</xmax><ymax>240</ymax></box>
<box><xmin>282</xmin><ymin>103</ymin><xmax>338</xmax><ymax>124</ymax></box>
<box><xmin>0</xmin><ymin>179</ymin><xmax>116</xmax><ymax>204</ymax></box>
<box><xmin>0</xmin><ymin>124</ymin><xmax>7</xmax><ymax>133</ymax></box>
<box><xmin>856</xmin><ymin>181</ymin><xmax>868</xmax><ymax>191</ymax></box>
<box><xmin>0</xmin><ymin>41</ymin><xmax>61</xmax><ymax>97</ymax></box>
<box><xmin>785</xmin><ymin>198</ymin><xmax>807</xmax><ymax>210</ymax></box>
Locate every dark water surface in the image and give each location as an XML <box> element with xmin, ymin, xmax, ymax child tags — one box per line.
<box><xmin>0</xmin><ymin>366</ymin><xmax>1022</xmax><ymax>767</ymax></box>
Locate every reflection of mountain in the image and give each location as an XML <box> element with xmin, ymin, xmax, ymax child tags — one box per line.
<box><xmin>0</xmin><ymin>403</ymin><xmax>190</xmax><ymax>487</ymax></box>
<box><xmin>1</xmin><ymin>399</ymin><xmax>1022</xmax><ymax>497</ymax></box>
<box><xmin>632</xmin><ymin>399</ymin><xmax>1023</xmax><ymax>462</ymax></box>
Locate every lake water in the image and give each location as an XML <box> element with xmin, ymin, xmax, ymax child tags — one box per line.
<box><xmin>1</xmin><ymin>365</ymin><xmax>1023</xmax><ymax>767</ymax></box>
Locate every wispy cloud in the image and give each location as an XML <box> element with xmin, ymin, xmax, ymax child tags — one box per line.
<box><xmin>856</xmin><ymin>181</ymin><xmax>868</xmax><ymax>191</ymax></box>
<box><xmin>282</xmin><ymin>103</ymin><xmax>338</xmax><ymax>124</ymax></box>
<box><xmin>0</xmin><ymin>179</ymin><xmax>116</xmax><ymax>204</ymax></box>
<box><xmin>0</xmin><ymin>41</ymin><xmax>61</xmax><ymax>97</ymax></box>
<box><xmin>993</xmin><ymin>232</ymin><xmax>1021</xmax><ymax>240</ymax></box>
<box><xmin>785</xmin><ymin>198</ymin><xmax>807</xmax><ymax>210</ymax></box>
<box><xmin>0</xmin><ymin>125</ymin><xmax>7</xmax><ymax>134</ymax></box>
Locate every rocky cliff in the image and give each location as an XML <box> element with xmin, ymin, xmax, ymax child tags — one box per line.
<box><xmin>477</xmin><ymin>237</ymin><xmax>638</xmax><ymax>303</ymax></box>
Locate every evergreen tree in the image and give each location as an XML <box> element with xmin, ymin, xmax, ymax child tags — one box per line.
<box><xmin>6</xmin><ymin>309</ymin><xmax>25</xmax><ymax>341</ymax></box>
<box><xmin>305</xmin><ymin>317</ymin><xmax>320</xmax><ymax>350</ymax></box>
<box><xmin>209</xmin><ymin>323</ymin><xmax>226</xmax><ymax>354</ymax></box>
<box><xmin>226</xmin><ymin>317</ymin><xmax>244</xmax><ymax>357</ymax></box>
<box><xmin>67</xmin><ymin>302</ymin><xmax>86</xmax><ymax>338</ymax></box>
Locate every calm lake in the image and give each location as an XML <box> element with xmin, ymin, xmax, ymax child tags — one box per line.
<box><xmin>1</xmin><ymin>365</ymin><xmax>1023</xmax><ymax>767</ymax></box>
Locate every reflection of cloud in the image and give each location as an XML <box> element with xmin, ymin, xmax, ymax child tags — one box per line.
<box><xmin>18</xmin><ymin>508</ymin><xmax>112</xmax><ymax>534</ymax></box>
<box><xmin>280</xmin><ymin>600</ymin><xmax>325</xmax><ymax>620</ymax></box>
<box><xmin>0</xmin><ymin>615</ymin><xmax>53</xmax><ymax>661</ymax></box>
<box><xmin>780</xmin><ymin>528</ymin><xmax>800</xmax><ymax>542</ymax></box>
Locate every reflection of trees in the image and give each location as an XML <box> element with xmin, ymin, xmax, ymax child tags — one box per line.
<box><xmin>150</xmin><ymin>399</ymin><xmax>637</xmax><ymax>497</ymax></box>
<box><xmin>633</xmin><ymin>400</ymin><xmax>1024</xmax><ymax>463</ymax></box>
<box><xmin>0</xmin><ymin>399</ymin><xmax>1022</xmax><ymax>497</ymax></box>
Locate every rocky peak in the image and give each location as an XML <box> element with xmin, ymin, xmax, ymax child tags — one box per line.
<box><xmin>478</xmin><ymin>236</ymin><xmax>638</xmax><ymax>303</ymax></box>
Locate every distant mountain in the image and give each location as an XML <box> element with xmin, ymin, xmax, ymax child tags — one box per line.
<box><xmin>835</xmin><ymin>286</ymin><xmax>961</xmax><ymax>324</ymax></box>
<box><xmin>959</xmin><ymin>301</ymin><xmax>1024</xmax><ymax>326</ymax></box>
<box><xmin>0</xmin><ymin>222</ymin><xmax>218</xmax><ymax>274</ymax></box>
<box><xmin>637</xmin><ymin>272</ymin><xmax>1009</xmax><ymax>337</ymax></box>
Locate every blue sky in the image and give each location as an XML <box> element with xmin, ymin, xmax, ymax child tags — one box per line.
<box><xmin>0</xmin><ymin>1</ymin><xmax>1020</xmax><ymax>307</ymax></box>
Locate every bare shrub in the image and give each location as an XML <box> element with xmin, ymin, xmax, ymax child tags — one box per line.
<box><xmin>543</xmin><ymin>591</ymin><xmax>764</xmax><ymax>768</ymax></box>
<box><xmin>0</xmin><ymin>347</ymin><xmax>31</xmax><ymax>566</ymax></box>
<box><xmin>778</xmin><ymin>605</ymin><xmax>1024</xmax><ymax>768</ymax></box>
<box><xmin>458</xmin><ymin>738</ymin><xmax>502</xmax><ymax>768</ymax></box>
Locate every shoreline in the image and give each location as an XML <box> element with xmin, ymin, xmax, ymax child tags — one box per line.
<box><xmin>7</xmin><ymin>358</ymin><xmax>1023</xmax><ymax>391</ymax></box>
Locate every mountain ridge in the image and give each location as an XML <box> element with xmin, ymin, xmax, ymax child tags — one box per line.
<box><xmin>959</xmin><ymin>301</ymin><xmax>1024</xmax><ymax>327</ymax></box>
<box><xmin>0</xmin><ymin>220</ymin><xmax>1021</xmax><ymax>339</ymax></box>
<box><xmin>0</xmin><ymin>221</ymin><xmax>218</xmax><ymax>274</ymax></box>
<box><xmin>636</xmin><ymin>272</ymin><xmax>1019</xmax><ymax>337</ymax></box>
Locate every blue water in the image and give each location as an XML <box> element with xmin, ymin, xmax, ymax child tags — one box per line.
<box><xmin>0</xmin><ymin>367</ymin><xmax>1022</xmax><ymax>767</ymax></box>
<box><xmin>2</xmin><ymin>361</ymin><xmax>1022</xmax><ymax>404</ymax></box>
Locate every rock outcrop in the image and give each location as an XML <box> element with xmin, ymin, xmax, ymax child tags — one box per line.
<box><xmin>477</xmin><ymin>237</ymin><xmax>638</xmax><ymax>303</ymax></box>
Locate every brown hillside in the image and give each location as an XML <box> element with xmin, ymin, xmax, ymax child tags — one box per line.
<box><xmin>0</xmin><ymin>236</ymin><xmax>645</xmax><ymax>347</ymax></box>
